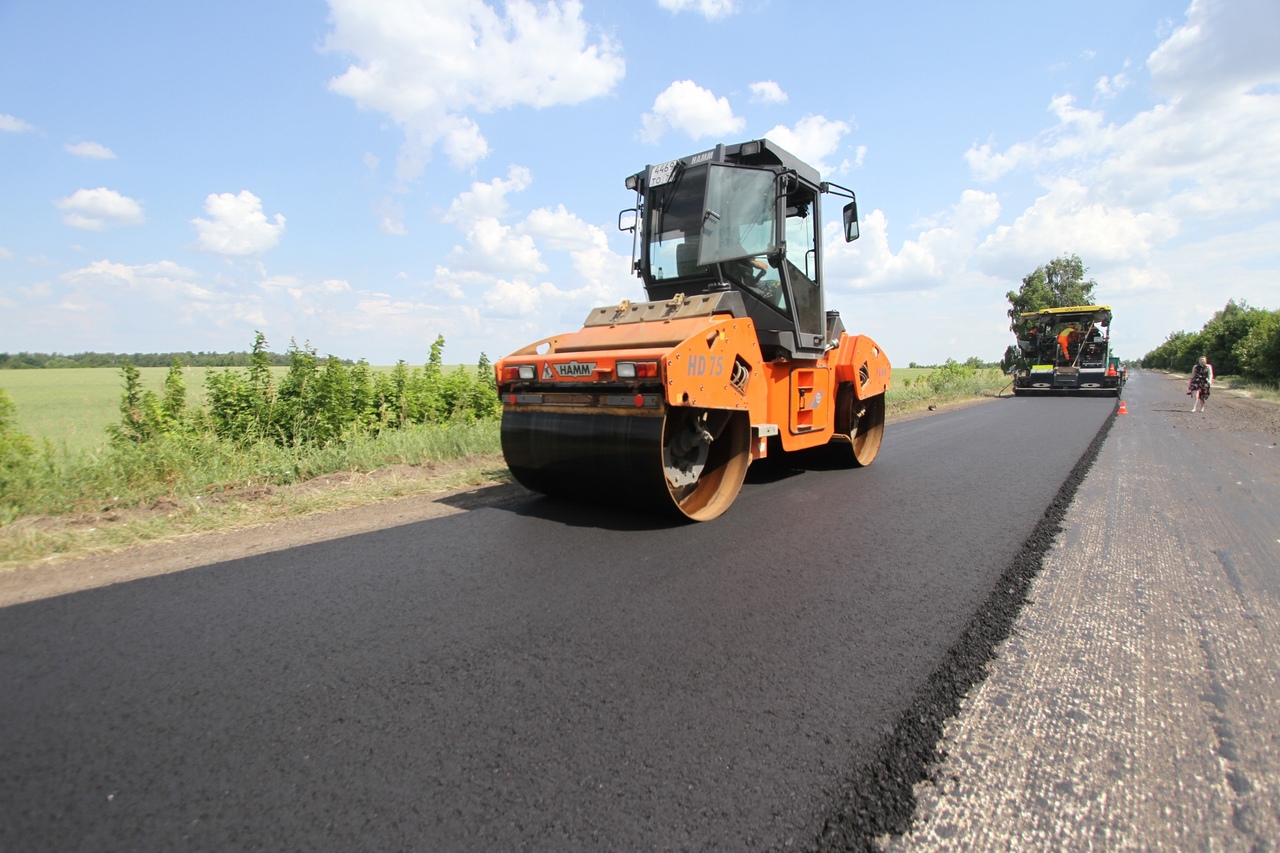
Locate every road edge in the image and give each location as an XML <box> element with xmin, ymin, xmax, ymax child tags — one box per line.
<box><xmin>812</xmin><ymin>402</ymin><xmax>1119</xmax><ymax>850</ymax></box>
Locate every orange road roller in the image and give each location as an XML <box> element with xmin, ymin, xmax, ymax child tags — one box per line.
<box><xmin>495</xmin><ymin>138</ymin><xmax>890</xmax><ymax>521</ymax></box>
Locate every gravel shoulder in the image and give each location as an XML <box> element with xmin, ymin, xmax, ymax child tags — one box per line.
<box><xmin>887</xmin><ymin>371</ymin><xmax>1280</xmax><ymax>849</ymax></box>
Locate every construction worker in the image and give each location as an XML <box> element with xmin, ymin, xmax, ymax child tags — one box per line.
<box><xmin>1057</xmin><ymin>323</ymin><xmax>1079</xmax><ymax>361</ymax></box>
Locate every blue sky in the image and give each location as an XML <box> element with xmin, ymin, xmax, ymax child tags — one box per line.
<box><xmin>2</xmin><ymin>0</ymin><xmax>1278</xmax><ymax>367</ymax></box>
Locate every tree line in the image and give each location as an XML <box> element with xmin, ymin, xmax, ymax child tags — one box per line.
<box><xmin>0</xmin><ymin>350</ymin><xmax>303</xmax><ymax>369</ymax></box>
<box><xmin>113</xmin><ymin>332</ymin><xmax>500</xmax><ymax>446</ymax></box>
<box><xmin>1141</xmin><ymin>300</ymin><xmax>1280</xmax><ymax>383</ymax></box>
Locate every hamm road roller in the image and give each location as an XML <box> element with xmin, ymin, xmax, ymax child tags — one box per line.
<box><xmin>495</xmin><ymin>138</ymin><xmax>891</xmax><ymax>521</ymax></box>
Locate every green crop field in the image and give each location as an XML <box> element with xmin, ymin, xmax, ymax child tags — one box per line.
<box><xmin>0</xmin><ymin>365</ymin><xmax>471</xmax><ymax>455</ymax></box>
<box><xmin>891</xmin><ymin>367</ymin><xmax>933</xmax><ymax>384</ymax></box>
<box><xmin>0</xmin><ymin>367</ymin><xmax>203</xmax><ymax>455</ymax></box>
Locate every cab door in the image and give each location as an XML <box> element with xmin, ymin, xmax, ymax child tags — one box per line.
<box><xmin>783</xmin><ymin>193</ymin><xmax>825</xmax><ymax>352</ymax></box>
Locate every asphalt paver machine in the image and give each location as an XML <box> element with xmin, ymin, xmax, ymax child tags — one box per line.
<box><xmin>1011</xmin><ymin>305</ymin><xmax>1125</xmax><ymax>396</ymax></box>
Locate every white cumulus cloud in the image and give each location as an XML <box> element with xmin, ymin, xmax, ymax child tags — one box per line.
<box><xmin>442</xmin><ymin>166</ymin><xmax>546</xmax><ymax>273</ymax></box>
<box><xmin>453</xmin><ymin>217</ymin><xmax>546</xmax><ymax>274</ymax></box>
<box><xmin>191</xmin><ymin>191</ymin><xmax>286</xmax><ymax>256</ymax></box>
<box><xmin>445</xmin><ymin>166</ymin><xmax>534</xmax><ymax>225</ymax></box>
<box><xmin>65</xmin><ymin>141</ymin><xmax>117</xmax><ymax>159</ymax></box>
<box><xmin>324</xmin><ymin>0</ymin><xmax>625</xmax><ymax>181</ymax></box>
<box><xmin>848</xmin><ymin>0</ymin><xmax>1280</xmax><ymax>362</ymax></box>
<box><xmin>62</xmin><ymin>259</ymin><xmax>214</xmax><ymax>299</ymax></box>
<box><xmin>641</xmin><ymin>80</ymin><xmax>745</xmax><ymax>143</ymax></box>
<box><xmin>54</xmin><ymin>188</ymin><xmax>145</xmax><ymax>231</ymax></box>
<box><xmin>482</xmin><ymin>277</ymin><xmax>559</xmax><ymax>317</ymax></box>
<box><xmin>521</xmin><ymin>204</ymin><xmax>632</xmax><ymax>301</ymax></box>
<box><xmin>762</xmin><ymin>115</ymin><xmax>852</xmax><ymax>176</ymax></box>
<box><xmin>657</xmin><ymin>0</ymin><xmax>737</xmax><ymax>20</ymax></box>
<box><xmin>976</xmin><ymin>178</ymin><xmax>1180</xmax><ymax>278</ymax></box>
<box><xmin>1094</xmin><ymin>70</ymin><xmax>1132</xmax><ymax>100</ymax></box>
<box><xmin>827</xmin><ymin>190</ymin><xmax>1003</xmax><ymax>294</ymax></box>
<box><xmin>432</xmin><ymin>170</ymin><xmax>632</xmax><ymax>321</ymax></box>
<box><xmin>0</xmin><ymin>114</ymin><xmax>34</xmax><ymax>133</ymax></box>
<box><xmin>963</xmin><ymin>0</ymin><xmax>1280</xmax><ymax>239</ymax></box>
<box><xmin>1147</xmin><ymin>0</ymin><xmax>1280</xmax><ymax>102</ymax></box>
<box><xmin>749</xmin><ymin>81</ymin><xmax>788</xmax><ymax>104</ymax></box>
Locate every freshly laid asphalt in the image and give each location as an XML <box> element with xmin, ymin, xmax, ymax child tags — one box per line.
<box><xmin>0</xmin><ymin>394</ymin><xmax>1116</xmax><ymax>851</ymax></box>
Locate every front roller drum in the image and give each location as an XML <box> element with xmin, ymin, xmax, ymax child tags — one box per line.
<box><xmin>501</xmin><ymin>407</ymin><xmax>751</xmax><ymax>522</ymax></box>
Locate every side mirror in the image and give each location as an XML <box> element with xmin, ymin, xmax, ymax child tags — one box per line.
<box><xmin>617</xmin><ymin>208</ymin><xmax>638</xmax><ymax>233</ymax></box>
<box><xmin>842</xmin><ymin>199</ymin><xmax>859</xmax><ymax>242</ymax></box>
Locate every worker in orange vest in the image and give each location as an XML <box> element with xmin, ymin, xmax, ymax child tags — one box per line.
<box><xmin>1057</xmin><ymin>323</ymin><xmax>1079</xmax><ymax>361</ymax></box>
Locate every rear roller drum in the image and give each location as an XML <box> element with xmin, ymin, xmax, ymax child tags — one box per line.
<box><xmin>826</xmin><ymin>386</ymin><xmax>885</xmax><ymax>468</ymax></box>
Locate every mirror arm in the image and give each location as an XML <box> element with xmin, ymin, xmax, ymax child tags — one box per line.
<box><xmin>821</xmin><ymin>181</ymin><xmax>856</xmax><ymax>200</ymax></box>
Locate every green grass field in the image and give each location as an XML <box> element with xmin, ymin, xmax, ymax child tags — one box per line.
<box><xmin>0</xmin><ymin>365</ymin><xmax>475</xmax><ymax>455</ymax></box>
<box><xmin>0</xmin><ymin>367</ymin><xmax>267</xmax><ymax>455</ymax></box>
<box><xmin>1</xmin><ymin>367</ymin><xmax>185</xmax><ymax>455</ymax></box>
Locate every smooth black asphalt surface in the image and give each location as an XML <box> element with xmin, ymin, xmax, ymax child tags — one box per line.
<box><xmin>1</xmin><ymin>396</ymin><xmax>1115</xmax><ymax>851</ymax></box>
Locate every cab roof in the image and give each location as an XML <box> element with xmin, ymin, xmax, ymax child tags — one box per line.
<box><xmin>627</xmin><ymin>138</ymin><xmax>822</xmax><ymax>191</ymax></box>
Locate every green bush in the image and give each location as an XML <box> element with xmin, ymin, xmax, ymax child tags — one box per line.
<box><xmin>1</xmin><ymin>416</ymin><xmax>503</xmax><ymax>521</ymax></box>
<box><xmin>927</xmin><ymin>359</ymin><xmax>977</xmax><ymax>394</ymax></box>
<box><xmin>0</xmin><ymin>389</ymin><xmax>38</xmax><ymax>520</ymax></box>
<box><xmin>195</xmin><ymin>332</ymin><xmax>501</xmax><ymax>447</ymax></box>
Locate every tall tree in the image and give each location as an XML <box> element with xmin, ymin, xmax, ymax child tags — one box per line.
<box><xmin>1199</xmin><ymin>299</ymin><xmax>1268</xmax><ymax>376</ymax></box>
<box><xmin>1005</xmin><ymin>254</ymin><xmax>1099</xmax><ymax>331</ymax></box>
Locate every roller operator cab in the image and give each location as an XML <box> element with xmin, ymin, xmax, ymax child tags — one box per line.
<box><xmin>495</xmin><ymin>139</ymin><xmax>891</xmax><ymax>521</ymax></box>
<box><xmin>1011</xmin><ymin>305</ymin><xmax>1126</xmax><ymax>396</ymax></box>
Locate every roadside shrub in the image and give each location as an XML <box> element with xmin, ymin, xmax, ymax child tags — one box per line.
<box><xmin>0</xmin><ymin>388</ymin><xmax>34</xmax><ymax>461</ymax></box>
<box><xmin>927</xmin><ymin>359</ymin><xmax>977</xmax><ymax>394</ymax></box>
<box><xmin>106</xmin><ymin>360</ymin><xmax>165</xmax><ymax>444</ymax></box>
<box><xmin>0</xmin><ymin>389</ymin><xmax>38</xmax><ymax>517</ymax></box>
<box><xmin>124</xmin><ymin>332</ymin><xmax>501</xmax><ymax>449</ymax></box>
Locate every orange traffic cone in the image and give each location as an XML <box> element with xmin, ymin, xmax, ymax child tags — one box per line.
<box><xmin>1117</xmin><ymin>400</ymin><xmax>1128</xmax><ymax>414</ymax></box>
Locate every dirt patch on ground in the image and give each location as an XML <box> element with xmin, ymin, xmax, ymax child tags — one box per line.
<box><xmin>1158</xmin><ymin>373</ymin><xmax>1280</xmax><ymax>436</ymax></box>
